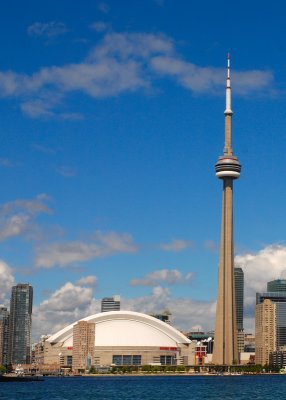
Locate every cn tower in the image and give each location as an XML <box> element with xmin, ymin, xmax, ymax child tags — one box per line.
<box><xmin>212</xmin><ymin>55</ymin><xmax>241</xmax><ymax>365</ymax></box>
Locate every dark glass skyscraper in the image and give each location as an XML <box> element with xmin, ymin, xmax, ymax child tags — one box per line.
<box><xmin>267</xmin><ymin>279</ymin><xmax>286</xmax><ymax>293</ymax></box>
<box><xmin>9</xmin><ymin>284</ymin><xmax>33</xmax><ymax>364</ymax></box>
<box><xmin>234</xmin><ymin>267</ymin><xmax>244</xmax><ymax>331</ymax></box>
<box><xmin>0</xmin><ymin>307</ymin><xmax>9</xmax><ymax>366</ymax></box>
<box><xmin>234</xmin><ymin>267</ymin><xmax>244</xmax><ymax>354</ymax></box>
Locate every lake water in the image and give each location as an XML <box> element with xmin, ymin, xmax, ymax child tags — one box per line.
<box><xmin>1</xmin><ymin>375</ymin><xmax>286</xmax><ymax>400</ymax></box>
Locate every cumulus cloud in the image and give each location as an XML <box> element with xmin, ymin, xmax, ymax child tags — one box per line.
<box><xmin>35</xmin><ymin>231</ymin><xmax>138</xmax><ymax>268</ymax></box>
<box><xmin>235</xmin><ymin>244</ymin><xmax>286</xmax><ymax>307</ymax></box>
<box><xmin>0</xmin><ymin>32</ymin><xmax>274</xmax><ymax>118</ymax></box>
<box><xmin>0</xmin><ymin>194</ymin><xmax>52</xmax><ymax>241</ymax></box>
<box><xmin>76</xmin><ymin>275</ymin><xmax>97</xmax><ymax>287</ymax></box>
<box><xmin>130</xmin><ymin>269</ymin><xmax>192</xmax><ymax>286</ymax></box>
<box><xmin>27</xmin><ymin>22</ymin><xmax>68</xmax><ymax>38</ymax></box>
<box><xmin>39</xmin><ymin>282</ymin><xmax>93</xmax><ymax>312</ymax></box>
<box><xmin>0</xmin><ymin>261</ymin><xmax>15</xmax><ymax>303</ymax></box>
<box><xmin>160</xmin><ymin>239</ymin><xmax>193</xmax><ymax>252</ymax></box>
<box><xmin>33</xmin><ymin>282</ymin><xmax>97</xmax><ymax>338</ymax></box>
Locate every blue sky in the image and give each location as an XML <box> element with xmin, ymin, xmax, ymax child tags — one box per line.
<box><xmin>1</xmin><ymin>0</ymin><xmax>286</xmax><ymax>338</ymax></box>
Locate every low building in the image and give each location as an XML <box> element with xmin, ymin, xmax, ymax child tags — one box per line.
<box><xmin>41</xmin><ymin>311</ymin><xmax>195</xmax><ymax>369</ymax></box>
<box><xmin>101</xmin><ymin>296</ymin><xmax>120</xmax><ymax>312</ymax></box>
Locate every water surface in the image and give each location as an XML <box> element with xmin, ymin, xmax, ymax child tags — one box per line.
<box><xmin>1</xmin><ymin>375</ymin><xmax>286</xmax><ymax>400</ymax></box>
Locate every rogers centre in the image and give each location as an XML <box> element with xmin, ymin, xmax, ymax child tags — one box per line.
<box><xmin>35</xmin><ymin>311</ymin><xmax>196</xmax><ymax>370</ymax></box>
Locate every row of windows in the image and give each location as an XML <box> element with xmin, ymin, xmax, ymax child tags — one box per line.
<box><xmin>112</xmin><ymin>355</ymin><xmax>142</xmax><ymax>365</ymax></box>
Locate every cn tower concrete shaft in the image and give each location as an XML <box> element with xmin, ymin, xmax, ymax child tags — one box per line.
<box><xmin>213</xmin><ymin>56</ymin><xmax>241</xmax><ymax>365</ymax></box>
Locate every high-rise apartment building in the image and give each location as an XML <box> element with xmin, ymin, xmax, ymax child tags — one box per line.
<box><xmin>213</xmin><ymin>55</ymin><xmax>241</xmax><ymax>365</ymax></box>
<box><xmin>101</xmin><ymin>295</ymin><xmax>120</xmax><ymax>312</ymax></box>
<box><xmin>255</xmin><ymin>285</ymin><xmax>286</xmax><ymax>365</ymax></box>
<box><xmin>0</xmin><ymin>307</ymin><xmax>9</xmax><ymax>366</ymax></box>
<box><xmin>234</xmin><ymin>267</ymin><xmax>244</xmax><ymax>354</ymax></box>
<box><xmin>255</xmin><ymin>299</ymin><xmax>276</xmax><ymax>365</ymax></box>
<box><xmin>72</xmin><ymin>321</ymin><xmax>95</xmax><ymax>372</ymax></box>
<box><xmin>8</xmin><ymin>284</ymin><xmax>33</xmax><ymax>364</ymax></box>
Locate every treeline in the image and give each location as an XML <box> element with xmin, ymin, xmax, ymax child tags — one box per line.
<box><xmin>89</xmin><ymin>365</ymin><xmax>186</xmax><ymax>374</ymax></box>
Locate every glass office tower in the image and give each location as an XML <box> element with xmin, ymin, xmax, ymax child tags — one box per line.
<box><xmin>9</xmin><ymin>284</ymin><xmax>33</xmax><ymax>364</ymax></box>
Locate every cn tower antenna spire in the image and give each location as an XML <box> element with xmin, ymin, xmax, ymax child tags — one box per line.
<box><xmin>224</xmin><ymin>53</ymin><xmax>233</xmax><ymax>155</ymax></box>
<box><xmin>225</xmin><ymin>53</ymin><xmax>232</xmax><ymax>115</ymax></box>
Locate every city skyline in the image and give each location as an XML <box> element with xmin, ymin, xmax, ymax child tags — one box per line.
<box><xmin>1</xmin><ymin>0</ymin><xmax>286</xmax><ymax>339</ymax></box>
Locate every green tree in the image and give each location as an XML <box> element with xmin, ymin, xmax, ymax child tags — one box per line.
<box><xmin>89</xmin><ymin>365</ymin><xmax>96</xmax><ymax>374</ymax></box>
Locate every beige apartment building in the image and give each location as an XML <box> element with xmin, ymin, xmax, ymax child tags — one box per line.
<box><xmin>255</xmin><ymin>299</ymin><xmax>276</xmax><ymax>365</ymax></box>
<box><xmin>72</xmin><ymin>321</ymin><xmax>95</xmax><ymax>372</ymax></box>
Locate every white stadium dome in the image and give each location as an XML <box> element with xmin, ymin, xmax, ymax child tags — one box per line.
<box><xmin>47</xmin><ymin>310</ymin><xmax>190</xmax><ymax>348</ymax></box>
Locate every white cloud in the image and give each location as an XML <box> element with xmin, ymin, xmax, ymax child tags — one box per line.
<box><xmin>0</xmin><ymin>194</ymin><xmax>52</xmax><ymax>241</ymax></box>
<box><xmin>0</xmin><ymin>261</ymin><xmax>15</xmax><ymax>304</ymax></box>
<box><xmin>130</xmin><ymin>268</ymin><xmax>192</xmax><ymax>286</ymax></box>
<box><xmin>33</xmin><ymin>282</ymin><xmax>97</xmax><ymax>338</ymax></box>
<box><xmin>160</xmin><ymin>239</ymin><xmax>193</xmax><ymax>252</ymax></box>
<box><xmin>35</xmin><ymin>231</ymin><xmax>138</xmax><ymax>268</ymax></box>
<box><xmin>27</xmin><ymin>22</ymin><xmax>68</xmax><ymax>38</ymax></box>
<box><xmin>0</xmin><ymin>32</ymin><xmax>273</xmax><ymax>119</ymax></box>
<box><xmin>150</xmin><ymin>55</ymin><xmax>273</xmax><ymax>94</ymax></box>
<box><xmin>122</xmin><ymin>287</ymin><xmax>215</xmax><ymax>333</ymax></box>
<box><xmin>76</xmin><ymin>275</ymin><xmax>97</xmax><ymax>287</ymax></box>
<box><xmin>235</xmin><ymin>244</ymin><xmax>286</xmax><ymax>307</ymax></box>
<box><xmin>39</xmin><ymin>282</ymin><xmax>93</xmax><ymax>312</ymax></box>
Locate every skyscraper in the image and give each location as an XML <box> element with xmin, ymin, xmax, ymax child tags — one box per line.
<box><xmin>255</xmin><ymin>287</ymin><xmax>286</xmax><ymax>365</ymax></box>
<box><xmin>255</xmin><ymin>299</ymin><xmax>276</xmax><ymax>365</ymax></box>
<box><xmin>101</xmin><ymin>295</ymin><xmax>120</xmax><ymax>312</ymax></box>
<box><xmin>267</xmin><ymin>279</ymin><xmax>286</xmax><ymax>292</ymax></box>
<box><xmin>8</xmin><ymin>284</ymin><xmax>33</xmax><ymax>364</ymax></box>
<box><xmin>234</xmin><ymin>267</ymin><xmax>244</xmax><ymax>354</ymax></box>
<box><xmin>0</xmin><ymin>307</ymin><xmax>9</xmax><ymax>366</ymax></box>
<box><xmin>213</xmin><ymin>55</ymin><xmax>241</xmax><ymax>365</ymax></box>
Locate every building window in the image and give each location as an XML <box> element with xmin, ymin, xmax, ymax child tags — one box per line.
<box><xmin>160</xmin><ymin>355</ymin><xmax>176</xmax><ymax>365</ymax></box>
<box><xmin>112</xmin><ymin>355</ymin><xmax>122</xmax><ymax>365</ymax></box>
<box><xmin>132</xmin><ymin>355</ymin><xmax>141</xmax><ymax>365</ymax></box>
